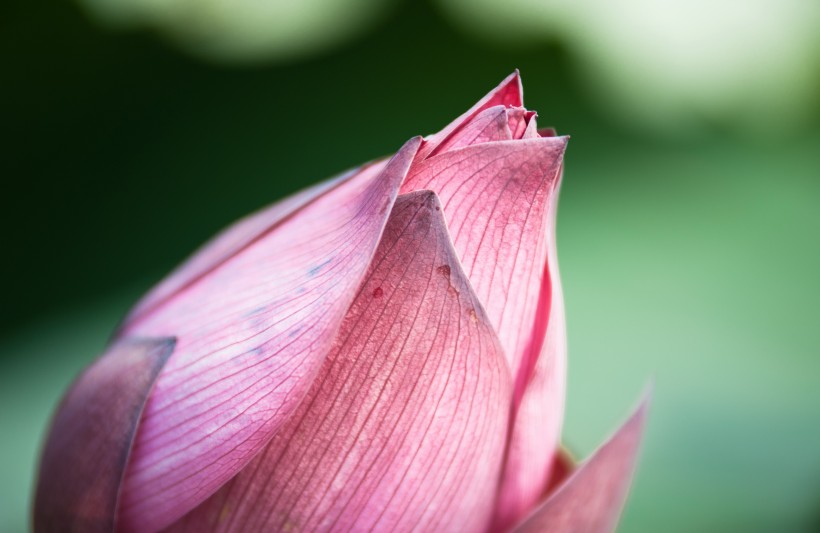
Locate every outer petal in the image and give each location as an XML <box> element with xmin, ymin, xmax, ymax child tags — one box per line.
<box><xmin>512</xmin><ymin>396</ymin><xmax>651</xmax><ymax>533</ymax></box>
<box><xmin>34</xmin><ymin>337</ymin><xmax>174</xmax><ymax>533</ymax></box>
<box><xmin>420</xmin><ymin>71</ymin><xmax>523</xmax><ymax>159</ymax></box>
<box><xmin>116</xmin><ymin>138</ymin><xmax>421</xmax><ymax>532</ymax></box>
<box><xmin>401</xmin><ymin>137</ymin><xmax>567</xmax><ymax>389</ymax></box>
<box><xmin>168</xmin><ymin>191</ymin><xmax>512</xmax><ymax>532</ymax></box>
<box><xmin>492</xmin><ymin>170</ymin><xmax>566</xmax><ymax>529</ymax></box>
<box><xmin>123</xmin><ymin>163</ymin><xmax>380</xmax><ymax>327</ymax></box>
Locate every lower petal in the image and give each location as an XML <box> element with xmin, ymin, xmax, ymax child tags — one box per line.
<box><xmin>511</xmin><ymin>394</ymin><xmax>651</xmax><ymax>533</ymax></box>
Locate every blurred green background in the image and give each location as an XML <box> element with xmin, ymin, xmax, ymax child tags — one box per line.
<box><xmin>2</xmin><ymin>0</ymin><xmax>819</xmax><ymax>531</ymax></box>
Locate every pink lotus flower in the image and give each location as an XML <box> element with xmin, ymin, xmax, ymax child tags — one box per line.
<box><xmin>35</xmin><ymin>72</ymin><xmax>648</xmax><ymax>533</ymax></box>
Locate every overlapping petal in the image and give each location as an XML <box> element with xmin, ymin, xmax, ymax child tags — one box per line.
<box><xmin>401</xmin><ymin>136</ymin><xmax>567</xmax><ymax>388</ymax></box>
<box><xmin>492</xmin><ymin>170</ymin><xmax>567</xmax><ymax>529</ymax></box>
<box><xmin>512</xmin><ymin>396</ymin><xmax>650</xmax><ymax>533</ymax></box>
<box><xmin>116</xmin><ymin>138</ymin><xmax>421</xmax><ymax>532</ymax></box>
<box><xmin>169</xmin><ymin>191</ymin><xmax>512</xmax><ymax>532</ymax></box>
<box><xmin>123</xmin><ymin>163</ymin><xmax>382</xmax><ymax>327</ymax></box>
<box><xmin>34</xmin><ymin>338</ymin><xmax>174</xmax><ymax>533</ymax></box>
<box><xmin>420</xmin><ymin>71</ymin><xmax>524</xmax><ymax>159</ymax></box>
<box><xmin>34</xmin><ymin>73</ymin><xmax>650</xmax><ymax>533</ymax></box>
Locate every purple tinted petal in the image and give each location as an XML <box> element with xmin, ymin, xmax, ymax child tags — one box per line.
<box><xmin>34</xmin><ymin>338</ymin><xmax>174</xmax><ymax>533</ymax></box>
<box><xmin>168</xmin><ymin>191</ymin><xmax>512</xmax><ymax>532</ymax></box>
<box><xmin>512</xmin><ymin>395</ymin><xmax>651</xmax><ymax>533</ymax></box>
<box><xmin>116</xmin><ymin>138</ymin><xmax>421</xmax><ymax>532</ymax></box>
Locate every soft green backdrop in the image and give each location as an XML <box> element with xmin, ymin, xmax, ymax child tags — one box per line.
<box><xmin>2</xmin><ymin>1</ymin><xmax>819</xmax><ymax>531</ymax></box>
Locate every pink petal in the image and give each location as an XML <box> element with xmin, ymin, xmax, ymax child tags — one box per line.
<box><xmin>34</xmin><ymin>338</ymin><xmax>174</xmax><ymax>532</ymax></box>
<box><xmin>116</xmin><ymin>138</ymin><xmax>421</xmax><ymax>532</ymax></box>
<box><xmin>522</xmin><ymin>114</ymin><xmax>540</xmax><ymax>139</ymax></box>
<box><xmin>401</xmin><ymin>137</ymin><xmax>568</xmax><ymax>389</ymax></box>
<box><xmin>506</xmin><ymin>108</ymin><xmax>535</xmax><ymax>140</ymax></box>
<box><xmin>167</xmin><ymin>191</ymin><xmax>512</xmax><ymax>532</ymax></box>
<box><xmin>123</xmin><ymin>164</ymin><xmax>377</xmax><ymax>327</ymax></box>
<box><xmin>511</xmin><ymin>395</ymin><xmax>651</xmax><ymax>533</ymax></box>
<box><xmin>432</xmin><ymin>105</ymin><xmax>513</xmax><ymax>153</ymax></box>
<box><xmin>420</xmin><ymin>71</ymin><xmax>523</xmax><ymax>159</ymax></box>
<box><xmin>492</xmin><ymin>171</ymin><xmax>567</xmax><ymax>529</ymax></box>
<box><xmin>431</xmin><ymin>105</ymin><xmax>538</xmax><ymax>155</ymax></box>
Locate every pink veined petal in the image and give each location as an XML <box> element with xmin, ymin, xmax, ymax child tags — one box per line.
<box><xmin>167</xmin><ymin>191</ymin><xmax>512</xmax><ymax>533</ymax></box>
<box><xmin>116</xmin><ymin>138</ymin><xmax>422</xmax><ymax>532</ymax></box>
<box><xmin>431</xmin><ymin>105</ymin><xmax>538</xmax><ymax>155</ymax></box>
<box><xmin>506</xmin><ymin>108</ymin><xmax>535</xmax><ymax>140</ymax></box>
<box><xmin>122</xmin><ymin>163</ymin><xmax>379</xmax><ymax>327</ymax></box>
<box><xmin>432</xmin><ymin>105</ymin><xmax>513</xmax><ymax>153</ymax></box>
<box><xmin>34</xmin><ymin>337</ymin><xmax>174</xmax><ymax>533</ymax></box>
<box><xmin>420</xmin><ymin>70</ymin><xmax>523</xmax><ymax>159</ymax></box>
<box><xmin>401</xmin><ymin>137</ymin><xmax>568</xmax><ymax>390</ymax></box>
<box><xmin>492</xmin><ymin>171</ymin><xmax>567</xmax><ymax>529</ymax></box>
<box><xmin>511</xmin><ymin>394</ymin><xmax>651</xmax><ymax>533</ymax></box>
<box><xmin>522</xmin><ymin>114</ymin><xmax>540</xmax><ymax>139</ymax></box>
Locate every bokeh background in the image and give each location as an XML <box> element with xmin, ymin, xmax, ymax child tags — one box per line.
<box><xmin>2</xmin><ymin>0</ymin><xmax>819</xmax><ymax>531</ymax></box>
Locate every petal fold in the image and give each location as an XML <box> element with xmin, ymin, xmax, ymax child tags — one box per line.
<box><xmin>169</xmin><ymin>191</ymin><xmax>512</xmax><ymax>533</ymax></box>
<box><xmin>512</xmin><ymin>394</ymin><xmax>651</xmax><ymax>533</ymax></box>
<box><xmin>34</xmin><ymin>337</ymin><xmax>174</xmax><ymax>533</ymax></box>
<box><xmin>420</xmin><ymin>71</ymin><xmax>523</xmax><ymax>158</ymax></box>
<box><xmin>117</xmin><ymin>138</ymin><xmax>421</xmax><ymax>532</ymax></box>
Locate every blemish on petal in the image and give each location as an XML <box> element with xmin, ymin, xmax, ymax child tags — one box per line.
<box><xmin>437</xmin><ymin>264</ymin><xmax>451</xmax><ymax>278</ymax></box>
<box><xmin>218</xmin><ymin>504</ymin><xmax>231</xmax><ymax>524</ymax></box>
<box><xmin>307</xmin><ymin>258</ymin><xmax>333</xmax><ymax>277</ymax></box>
<box><xmin>372</xmin><ymin>287</ymin><xmax>384</xmax><ymax>299</ymax></box>
<box><xmin>469</xmin><ymin>308</ymin><xmax>478</xmax><ymax>323</ymax></box>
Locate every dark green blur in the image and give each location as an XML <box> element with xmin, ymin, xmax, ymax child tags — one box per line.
<box><xmin>1</xmin><ymin>1</ymin><xmax>819</xmax><ymax>531</ymax></box>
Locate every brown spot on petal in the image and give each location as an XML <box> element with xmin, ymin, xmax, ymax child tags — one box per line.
<box><xmin>372</xmin><ymin>287</ymin><xmax>384</xmax><ymax>299</ymax></box>
<box><xmin>437</xmin><ymin>264</ymin><xmax>451</xmax><ymax>278</ymax></box>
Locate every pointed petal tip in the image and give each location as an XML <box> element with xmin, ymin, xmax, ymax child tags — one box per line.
<box><xmin>512</xmin><ymin>388</ymin><xmax>651</xmax><ymax>533</ymax></box>
<box><xmin>171</xmin><ymin>184</ymin><xmax>512</xmax><ymax>533</ymax></box>
<box><xmin>496</xmin><ymin>70</ymin><xmax>524</xmax><ymax>107</ymax></box>
<box><xmin>117</xmin><ymin>139</ymin><xmax>422</xmax><ymax>531</ymax></box>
